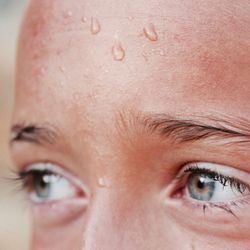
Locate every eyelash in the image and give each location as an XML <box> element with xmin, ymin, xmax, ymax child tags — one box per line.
<box><xmin>7</xmin><ymin>169</ymin><xmax>50</xmax><ymax>197</ymax></box>
<box><xmin>11</xmin><ymin>163</ymin><xmax>250</xmax><ymax>218</ymax></box>
<box><xmin>18</xmin><ymin>169</ymin><xmax>53</xmax><ymax>190</ymax></box>
<box><xmin>176</xmin><ymin>164</ymin><xmax>250</xmax><ymax>217</ymax></box>
<box><xmin>184</xmin><ymin>166</ymin><xmax>249</xmax><ymax>194</ymax></box>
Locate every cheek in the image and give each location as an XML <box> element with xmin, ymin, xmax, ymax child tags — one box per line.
<box><xmin>32</xmin><ymin>200</ymin><xmax>86</xmax><ymax>250</ymax></box>
<box><xmin>32</xmin><ymin>216</ymin><xmax>85</xmax><ymax>250</ymax></box>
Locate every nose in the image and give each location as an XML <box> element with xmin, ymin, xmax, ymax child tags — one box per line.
<box><xmin>83</xmin><ymin>188</ymin><xmax>160</xmax><ymax>250</ymax></box>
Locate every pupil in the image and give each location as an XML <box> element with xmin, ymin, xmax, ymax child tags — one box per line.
<box><xmin>40</xmin><ymin>177</ymin><xmax>47</xmax><ymax>189</ymax></box>
<box><xmin>35</xmin><ymin>173</ymin><xmax>51</xmax><ymax>198</ymax></box>
<box><xmin>197</xmin><ymin>178</ymin><xmax>205</xmax><ymax>190</ymax></box>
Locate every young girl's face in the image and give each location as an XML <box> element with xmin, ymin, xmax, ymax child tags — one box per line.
<box><xmin>10</xmin><ymin>0</ymin><xmax>250</xmax><ymax>249</ymax></box>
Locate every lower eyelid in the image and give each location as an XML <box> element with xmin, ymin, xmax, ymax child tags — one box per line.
<box><xmin>165</xmin><ymin>196</ymin><xmax>250</xmax><ymax>241</ymax></box>
<box><xmin>167</xmin><ymin>193</ymin><xmax>250</xmax><ymax>219</ymax></box>
<box><xmin>32</xmin><ymin>197</ymin><xmax>88</xmax><ymax>226</ymax></box>
<box><xmin>170</xmin><ymin>185</ymin><xmax>250</xmax><ymax>216</ymax></box>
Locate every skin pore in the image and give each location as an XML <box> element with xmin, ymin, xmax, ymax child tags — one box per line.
<box><xmin>10</xmin><ymin>0</ymin><xmax>250</xmax><ymax>249</ymax></box>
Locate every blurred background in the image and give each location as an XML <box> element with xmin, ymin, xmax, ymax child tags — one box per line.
<box><xmin>0</xmin><ymin>0</ymin><xmax>30</xmax><ymax>249</ymax></box>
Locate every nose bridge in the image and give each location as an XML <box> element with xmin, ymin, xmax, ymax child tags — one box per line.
<box><xmin>83</xmin><ymin>188</ymin><xmax>152</xmax><ymax>250</ymax></box>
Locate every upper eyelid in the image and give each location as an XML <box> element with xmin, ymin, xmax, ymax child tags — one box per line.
<box><xmin>181</xmin><ymin>162</ymin><xmax>250</xmax><ymax>186</ymax></box>
<box><xmin>185</xmin><ymin>167</ymin><xmax>250</xmax><ymax>192</ymax></box>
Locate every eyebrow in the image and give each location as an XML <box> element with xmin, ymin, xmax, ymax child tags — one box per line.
<box><xmin>10</xmin><ymin>123</ymin><xmax>59</xmax><ymax>146</ymax></box>
<box><xmin>142</xmin><ymin>114</ymin><xmax>250</xmax><ymax>144</ymax></box>
<box><xmin>118</xmin><ymin>111</ymin><xmax>250</xmax><ymax>145</ymax></box>
<box><xmin>11</xmin><ymin>114</ymin><xmax>250</xmax><ymax>148</ymax></box>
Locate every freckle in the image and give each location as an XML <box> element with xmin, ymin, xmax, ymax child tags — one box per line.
<box><xmin>112</xmin><ymin>41</ymin><xmax>125</xmax><ymax>61</ymax></box>
<box><xmin>63</xmin><ymin>11</ymin><xmax>73</xmax><ymax>18</ymax></box>
<box><xmin>56</xmin><ymin>49</ymin><xmax>63</xmax><ymax>55</ymax></box>
<box><xmin>143</xmin><ymin>23</ymin><xmax>158</xmax><ymax>41</ymax></box>
<box><xmin>91</xmin><ymin>17</ymin><xmax>101</xmax><ymax>35</ymax></box>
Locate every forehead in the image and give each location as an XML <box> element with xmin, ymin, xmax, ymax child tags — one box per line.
<box><xmin>14</xmin><ymin>0</ymin><xmax>250</xmax><ymax>124</ymax></box>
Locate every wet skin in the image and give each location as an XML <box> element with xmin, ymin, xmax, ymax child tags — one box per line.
<box><xmin>10</xmin><ymin>0</ymin><xmax>250</xmax><ymax>249</ymax></box>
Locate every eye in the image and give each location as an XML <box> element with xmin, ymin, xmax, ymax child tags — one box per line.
<box><xmin>174</xmin><ymin>162</ymin><xmax>250</xmax><ymax>203</ymax></box>
<box><xmin>166</xmin><ymin>163</ymin><xmax>250</xmax><ymax>238</ymax></box>
<box><xmin>19</xmin><ymin>163</ymin><xmax>86</xmax><ymax>203</ymax></box>
<box><xmin>186</xmin><ymin>168</ymin><xmax>249</xmax><ymax>202</ymax></box>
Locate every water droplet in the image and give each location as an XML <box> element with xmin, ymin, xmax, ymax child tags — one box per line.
<box><xmin>73</xmin><ymin>93</ymin><xmax>81</xmax><ymax>102</ymax></box>
<box><xmin>63</xmin><ymin>10</ymin><xmax>73</xmax><ymax>19</ymax></box>
<box><xmin>34</xmin><ymin>67</ymin><xmax>45</xmax><ymax>78</ymax></box>
<box><xmin>83</xmin><ymin>67</ymin><xmax>91</xmax><ymax>78</ymax></box>
<box><xmin>83</xmin><ymin>72</ymin><xmax>89</xmax><ymax>78</ymax></box>
<box><xmin>143</xmin><ymin>23</ymin><xmax>158</xmax><ymax>41</ymax></box>
<box><xmin>81</xmin><ymin>16</ymin><xmax>87</xmax><ymax>23</ymax></box>
<box><xmin>112</xmin><ymin>41</ymin><xmax>125</xmax><ymax>61</ymax></box>
<box><xmin>158</xmin><ymin>49</ymin><xmax>165</xmax><ymax>56</ymax></box>
<box><xmin>40</xmin><ymin>39</ymin><xmax>46</xmax><ymax>46</ymax></box>
<box><xmin>91</xmin><ymin>17</ymin><xmax>101</xmax><ymax>35</ymax></box>
<box><xmin>141</xmin><ymin>50</ymin><xmax>148</xmax><ymax>61</ymax></box>
<box><xmin>128</xmin><ymin>16</ymin><xmax>134</xmax><ymax>21</ymax></box>
<box><xmin>59</xmin><ymin>66</ymin><xmax>66</xmax><ymax>72</ymax></box>
<box><xmin>98</xmin><ymin>177</ymin><xmax>107</xmax><ymax>188</ymax></box>
<box><xmin>40</xmin><ymin>67</ymin><xmax>46</xmax><ymax>75</ymax></box>
<box><xmin>149</xmin><ymin>49</ymin><xmax>155</xmax><ymax>56</ymax></box>
<box><xmin>59</xmin><ymin>81</ymin><xmax>65</xmax><ymax>87</ymax></box>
